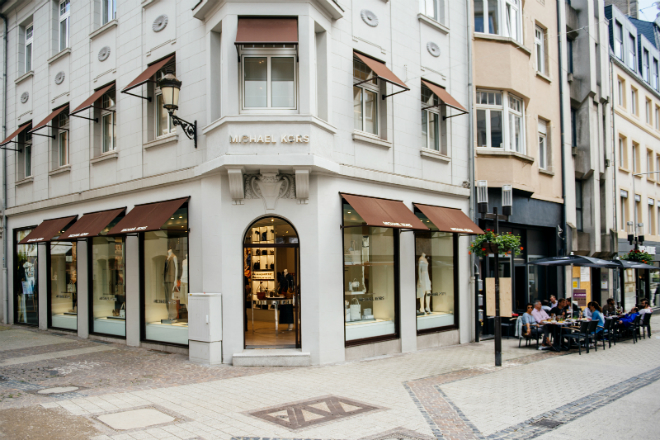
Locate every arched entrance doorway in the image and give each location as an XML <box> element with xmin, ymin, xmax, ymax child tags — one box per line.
<box><xmin>243</xmin><ymin>217</ymin><xmax>300</xmax><ymax>348</ymax></box>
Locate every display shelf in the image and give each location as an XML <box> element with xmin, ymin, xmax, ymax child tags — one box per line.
<box><xmin>344</xmin><ymin>291</ymin><xmax>371</xmax><ymax>295</ymax></box>
<box><xmin>345</xmin><ymin>319</ymin><xmax>395</xmax><ymax>341</ymax></box>
<box><xmin>146</xmin><ymin>321</ymin><xmax>189</xmax><ymax>345</ymax></box>
<box><xmin>93</xmin><ymin>317</ymin><xmax>126</xmax><ymax>337</ymax></box>
<box><xmin>417</xmin><ymin>312</ymin><xmax>454</xmax><ymax>330</ymax></box>
<box><xmin>51</xmin><ymin>313</ymin><xmax>77</xmax><ymax>330</ymax></box>
<box><xmin>343</xmin><ymin>262</ymin><xmax>394</xmax><ymax>266</ymax></box>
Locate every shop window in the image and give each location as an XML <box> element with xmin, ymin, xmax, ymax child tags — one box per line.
<box><xmin>243</xmin><ymin>217</ymin><xmax>300</xmax><ymax>349</ymax></box>
<box><xmin>353</xmin><ymin>58</ymin><xmax>380</xmax><ymax>136</ymax></box>
<box><xmin>14</xmin><ymin>228</ymin><xmax>38</xmax><ymax>325</ymax></box>
<box><xmin>413</xmin><ymin>211</ymin><xmax>457</xmax><ymax>333</ymax></box>
<box><xmin>421</xmin><ymin>0</ymin><xmax>445</xmax><ymax>25</ymax></box>
<box><xmin>102</xmin><ymin>0</ymin><xmax>116</xmax><ymax>25</ymax></box>
<box><xmin>474</xmin><ymin>0</ymin><xmax>521</xmax><ymax>43</ymax></box>
<box><xmin>343</xmin><ymin>202</ymin><xmax>398</xmax><ymax>344</ymax></box>
<box><xmin>142</xmin><ymin>204</ymin><xmax>189</xmax><ymax>345</ymax></box>
<box><xmin>59</xmin><ymin>0</ymin><xmax>70</xmax><ymax>52</ymax></box>
<box><xmin>241</xmin><ymin>48</ymin><xmax>297</xmax><ymax>110</ymax></box>
<box><xmin>421</xmin><ymin>83</ymin><xmax>446</xmax><ymax>154</ymax></box>
<box><xmin>48</xmin><ymin>242</ymin><xmax>77</xmax><ymax>330</ymax></box>
<box><xmin>91</xmin><ymin>234</ymin><xmax>125</xmax><ymax>337</ymax></box>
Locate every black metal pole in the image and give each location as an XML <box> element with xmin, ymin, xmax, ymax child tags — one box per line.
<box><xmin>494</xmin><ymin>207</ymin><xmax>502</xmax><ymax>367</ymax></box>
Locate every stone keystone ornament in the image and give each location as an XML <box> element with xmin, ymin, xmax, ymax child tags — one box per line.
<box><xmin>244</xmin><ymin>172</ymin><xmax>296</xmax><ymax>210</ymax></box>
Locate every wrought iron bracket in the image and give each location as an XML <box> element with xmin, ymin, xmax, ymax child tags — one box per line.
<box><xmin>170</xmin><ymin>113</ymin><xmax>197</xmax><ymax>148</ymax></box>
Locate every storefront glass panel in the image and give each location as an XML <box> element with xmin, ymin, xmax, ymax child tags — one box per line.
<box><xmin>91</xmin><ymin>236</ymin><xmax>126</xmax><ymax>336</ymax></box>
<box><xmin>624</xmin><ymin>268</ymin><xmax>635</xmax><ymax>309</ymax></box>
<box><xmin>413</xmin><ymin>212</ymin><xmax>456</xmax><ymax>332</ymax></box>
<box><xmin>14</xmin><ymin>229</ymin><xmax>38</xmax><ymax>325</ymax></box>
<box><xmin>343</xmin><ymin>202</ymin><xmax>397</xmax><ymax>343</ymax></box>
<box><xmin>143</xmin><ymin>206</ymin><xmax>189</xmax><ymax>345</ymax></box>
<box><xmin>49</xmin><ymin>242</ymin><xmax>77</xmax><ymax>330</ymax></box>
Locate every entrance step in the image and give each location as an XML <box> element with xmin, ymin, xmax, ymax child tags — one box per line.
<box><xmin>233</xmin><ymin>349</ymin><xmax>311</xmax><ymax>367</ymax></box>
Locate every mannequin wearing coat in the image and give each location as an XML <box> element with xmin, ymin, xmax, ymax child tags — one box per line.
<box><xmin>278</xmin><ymin>269</ymin><xmax>295</xmax><ymax>330</ymax></box>
<box><xmin>417</xmin><ymin>253</ymin><xmax>432</xmax><ymax>314</ymax></box>
<box><xmin>163</xmin><ymin>249</ymin><xmax>178</xmax><ymax>314</ymax></box>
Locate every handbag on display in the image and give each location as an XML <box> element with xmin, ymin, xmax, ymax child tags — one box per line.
<box><xmin>178</xmin><ymin>304</ymin><xmax>188</xmax><ymax>320</ymax></box>
<box><xmin>269</xmin><ymin>250</ymin><xmax>275</xmax><ymax>255</ymax></box>
<box><xmin>253</xmin><ymin>262</ymin><xmax>259</xmax><ymax>271</ymax></box>
<box><xmin>286</xmin><ymin>286</ymin><xmax>294</xmax><ymax>299</ymax></box>
<box><xmin>256</xmin><ymin>249</ymin><xmax>261</xmax><ymax>256</ymax></box>
<box><xmin>262</xmin><ymin>231</ymin><xmax>268</xmax><ymax>241</ymax></box>
<box><xmin>270</xmin><ymin>263</ymin><xmax>275</xmax><ymax>270</ymax></box>
<box><xmin>254</xmin><ymin>231</ymin><xmax>259</xmax><ymax>241</ymax></box>
<box><xmin>350</xmin><ymin>298</ymin><xmax>361</xmax><ymax>321</ymax></box>
<box><xmin>119</xmin><ymin>303</ymin><xmax>126</xmax><ymax>318</ymax></box>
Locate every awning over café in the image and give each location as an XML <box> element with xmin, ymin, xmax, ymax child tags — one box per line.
<box><xmin>107</xmin><ymin>197</ymin><xmax>189</xmax><ymax>235</ymax></box>
<box><xmin>122</xmin><ymin>54</ymin><xmax>174</xmax><ymax>94</ymax></box>
<box><xmin>58</xmin><ymin>208</ymin><xmax>126</xmax><ymax>240</ymax></box>
<box><xmin>29</xmin><ymin>104</ymin><xmax>69</xmax><ymax>134</ymax></box>
<box><xmin>0</xmin><ymin>122</ymin><xmax>31</xmax><ymax>146</ymax></box>
<box><xmin>353</xmin><ymin>51</ymin><xmax>409</xmax><ymax>94</ymax></box>
<box><xmin>341</xmin><ymin>193</ymin><xmax>428</xmax><ymax>231</ymax></box>
<box><xmin>19</xmin><ymin>216</ymin><xmax>78</xmax><ymax>244</ymax></box>
<box><xmin>528</xmin><ymin>255</ymin><xmax>620</xmax><ymax>269</ymax></box>
<box><xmin>613</xmin><ymin>260</ymin><xmax>660</xmax><ymax>270</ymax></box>
<box><xmin>70</xmin><ymin>83</ymin><xmax>115</xmax><ymax>117</ymax></box>
<box><xmin>235</xmin><ymin>18</ymin><xmax>298</xmax><ymax>45</ymax></box>
<box><xmin>413</xmin><ymin>203</ymin><xmax>484</xmax><ymax>235</ymax></box>
<box><xmin>421</xmin><ymin>79</ymin><xmax>467</xmax><ymax>114</ymax></box>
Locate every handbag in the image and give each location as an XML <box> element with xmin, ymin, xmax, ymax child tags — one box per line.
<box><xmin>286</xmin><ymin>286</ymin><xmax>294</xmax><ymax>299</ymax></box>
<box><xmin>270</xmin><ymin>263</ymin><xmax>275</xmax><ymax>270</ymax></box>
<box><xmin>253</xmin><ymin>261</ymin><xmax>259</xmax><ymax>271</ymax></box>
<box><xmin>262</xmin><ymin>231</ymin><xmax>267</xmax><ymax>241</ymax></box>
<box><xmin>178</xmin><ymin>304</ymin><xmax>188</xmax><ymax>320</ymax></box>
<box><xmin>256</xmin><ymin>249</ymin><xmax>261</xmax><ymax>256</ymax></box>
<box><xmin>350</xmin><ymin>298</ymin><xmax>361</xmax><ymax>321</ymax></box>
<box><xmin>119</xmin><ymin>303</ymin><xmax>126</xmax><ymax>318</ymax></box>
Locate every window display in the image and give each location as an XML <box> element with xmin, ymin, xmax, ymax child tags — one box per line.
<box><xmin>91</xmin><ymin>236</ymin><xmax>125</xmax><ymax>336</ymax></box>
<box><xmin>49</xmin><ymin>241</ymin><xmax>78</xmax><ymax>330</ymax></box>
<box><xmin>143</xmin><ymin>205</ymin><xmax>189</xmax><ymax>345</ymax></box>
<box><xmin>244</xmin><ymin>217</ymin><xmax>300</xmax><ymax>348</ymax></box>
<box><xmin>414</xmin><ymin>222</ymin><xmax>457</xmax><ymax>332</ymax></box>
<box><xmin>343</xmin><ymin>202</ymin><xmax>398</xmax><ymax>343</ymax></box>
<box><xmin>14</xmin><ymin>229</ymin><xmax>38</xmax><ymax>326</ymax></box>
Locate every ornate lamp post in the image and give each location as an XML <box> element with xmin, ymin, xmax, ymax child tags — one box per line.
<box><xmin>158</xmin><ymin>70</ymin><xmax>197</xmax><ymax>148</ymax></box>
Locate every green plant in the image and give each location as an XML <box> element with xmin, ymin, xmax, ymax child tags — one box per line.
<box><xmin>621</xmin><ymin>249</ymin><xmax>653</xmax><ymax>264</ymax></box>
<box><xmin>469</xmin><ymin>229</ymin><xmax>522</xmax><ymax>258</ymax></box>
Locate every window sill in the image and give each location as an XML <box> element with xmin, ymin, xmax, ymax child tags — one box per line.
<box><xmin>473</xmin><ymin>33</ymin><xmax>532</xmax><ymax>56</ymax></box>
<box><xmin>15</xmin><ymin>71</ymin><xmax>33</xmax><ymax>85</ymax></box>
<box><xmin>48</xmin><ymin>48</ymin><xmax>71</xmax><ymax>65</ymax></box>
<box><xmin>619</xmin><ymin>167</ymin><xmax>630</xmax><ymax>173</ymax></box>
<box><xmin>417</xmin><ymin>13</ymin><xmax>449</xmax><ymax>34</ymax></box>
<box><xmin>352</xmin><ymin>131</ymin><xmax>392</xmax><ymax>148</ymax></box>
<box><xmin>49</xmin><ymin>165</ymin><xmax>71</xmax><ymax>177</ymax></box>
<box><xmin>90</xmin><ymin>19</ymin><xmax>118</xmax><ymax>40</ymax></box>
<box><xmin>420</xmin><ymin>148</ymin><xmax>450</xmax><ymax>162</ymax></box>
<box><xmin>476</xmin><ymin>147</ymin><xmax>534</xmax><ymax>163</ymax></box>
<box><xmin>539</xmin><ymin>168</ymin><xmax>555</xmax><ymax>176</ymax></box>
<box><xmin>144</xmin><ymin>132</ymin><xmax>178</xmax><ymax>150</ymax></box>
<box><xmin>536</xmin><ymin>71</ymin><xmax>552</xmax><ymax>83</ymax></box>
<box><xmin>16</xmin><ymin>176</ymin><xmax>34</xmax><ymax>186</ymax></box>
<box><xmin>90</xmin><ymin>150</ymin><xmax>118</xmax><ymax>164</ymax></box>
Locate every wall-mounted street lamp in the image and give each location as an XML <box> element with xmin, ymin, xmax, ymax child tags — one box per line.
<box><xmin>477</xmin><ymin>180</ymin><xmax>513</xmax><ymax>367</ymax></box>
<box><xmin>158</xmin><ymin>70</ymin><xmax>197</xmax><ymax>148</ymax></box>
<box><xmin>627</xmin><ymin>220</ymin><xmax>645</xmax><ymax>249</ymax></box>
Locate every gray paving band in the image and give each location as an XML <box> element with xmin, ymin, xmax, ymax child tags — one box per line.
<box><xmin>0</xmin><ymin>345</ymin><xmax>116</xmax><ymax>366</ymax></box>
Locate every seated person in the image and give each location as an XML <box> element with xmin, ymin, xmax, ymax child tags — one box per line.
<box><xmin>526</xmin><ymin>302</ymin><xmax>551</xmax><ymax>347</ymax></box>
<box><xmin>603</xmin><ymin>298</ymin><xmax>616</xmax><ymax>315</ymax></box>
<box><xmin>541</xmin><ymin>300</ymin><xmax>552</xmax><ymax>312</ymax></box>
<box><xmin>617</xmin><ymin>307</ymin><xmax>639</xmax><ymax>329</ymax></box>
<box><xmin>550</xmin><ymin>298</ymin><xmax>568</xmax><ymax>319</ymax></box>
<box><xmin>639</xmin><ymin>299</ymin><xmax>653</xmax><ymax>316</ymax></box>
<box><xmin>583</xmin><ymin>302</ymin><xmax>593</xmax><ymax>319</ymax></box>
<box><xmin>550</xmin><ymin>295</ymin><xmax>558</xmax><ymax>308</ymax></box>
<box><xmin>589</xmin><ymin>302</ymin><xmax>605</xmax><ymax>333</ymax></box>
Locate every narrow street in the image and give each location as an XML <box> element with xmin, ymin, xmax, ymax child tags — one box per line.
<box><xmin>1</xmin><ymin>318</ymin><xmax>659</xmax><ymax>440</ymax></box>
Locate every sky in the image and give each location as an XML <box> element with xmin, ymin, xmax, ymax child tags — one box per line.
<box><xmin>639</xmin><ymin>0</ymin><xmax>660</xmax><ymax>21</ymax></box>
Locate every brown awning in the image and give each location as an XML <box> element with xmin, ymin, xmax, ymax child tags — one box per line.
<box><xmin>235</xmin><ymin>18</ymin><xmax>298</xmax><ymax>45</ymax></box>
<box><xmin>0</xmin><ymin>122</ymin><xmax>31</xmax><ymax>146</ymax></box>
<box><xmin>57</xmin><ymin>208</ymin><xmax>126</xmax><ymax>240</ymax></box>
<box><xmin>354</xmin><ymin>51</ymin><xmax>409</xmax><ymax>92</ymax></box>
<box><xmin>123</xmin><ymin>55</ymin><xmax>175</xmax><ymax>93</ymax></box>
<box><xmin>341</xmin><ymin>194</ymin><xmax>428</xmax><ymax>230</ymax></box>
<box><xmin>71</xmin><ymin>83</ymin><xmax>115</xmax><ymax>115</ymax></box>
<box><xmin>19</xmin><ymin>215</ymin><xmax>78</xmax><ymax>244</ymax></box>
<box><xmin>422</xmin><ymin>80</ymin><xmax>467</xmax><ymax>113</ymax></box>
<box><xmin>29</xmin><ymin>104</ymin><xmax>69</xmax><ymax>134</ymax></box>
<box><xmin>414</xmin><ymin>203</ymin><xmax>484</xmax><ymax>235</ymax></box>
<box><xmin>107</xmin><ymin>197</ymin><xmax>189</xmax><ymax>235</ymax></box>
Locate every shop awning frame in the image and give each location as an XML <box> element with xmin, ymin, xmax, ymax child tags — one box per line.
<box><xmin>234</xmin><ymin>17</ymin><xmax>299</xmax><ymax>62</ymax></box>
<box><xmin>413</xmin><ymin>203</ymin><xmax>484</xmax><ymax>235</ymax></box>
<box><xmin>106</xmin><ymin>197</ymin><xmax>189</xmax><ymax>236</ymax></box>
<box><xmin>122</xmin><ymin>54</ymin><xmax>175</xmax><ymax>101</ymax></box>
<box><xmin>421</xmin><ymin>79</ymin><xmax>468</xmax><ymax>120</ymax></box>
<box><xmin>0</xmin><ymin>122</ymin><xmax>31</xmax><ymax>151</ymax></box>
<box><xmin>353</xmin><ymin>51</ymin><xmax>410</xmax><ymax>100</ymax></box>
<box><xmin>18</xmin><ymin>215</ymin><xmax>78</xmax><ymax>244</ymax></box>
<box><xmin>28</xmin><ymin>104</ymin><xmax>69</xmax><ymax>139</ymax></box>
<box><xmin>57</xmin><ymin>207</ymin><xmax>126</xmax><ymax>240</ymax></box>
<box><xmin>340</xmin><ymin>193</ymin><xmax>429</xmax><ymax>231</ymax></box>
<box><xmin>70</xmin><ymin>83</ymin><xmax>116</xmax><ymax>123</ymax></box>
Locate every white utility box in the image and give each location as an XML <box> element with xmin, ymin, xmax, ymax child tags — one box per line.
<box><xmin>188</xmin><ymin>293</ymin><xmax>222</xmax><ymax>365</ymax></box>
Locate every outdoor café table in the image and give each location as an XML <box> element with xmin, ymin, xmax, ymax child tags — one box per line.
<box><xmin>541</xmin><ymin>319</ymin><xmax>585</xmax><ymax>351</ymax></box>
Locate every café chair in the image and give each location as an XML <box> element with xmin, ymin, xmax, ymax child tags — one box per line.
<box><xmin>630</xmin><ymin>315</ymin><xmax>643</xmax><ymax>343</ymax></box>
<box><xmin>564</xmin><ymin>321</ymin><xmax>590</xmax><ymax>355</ymax></box>
<box><xmin>586</xmin><ymin>320</ymin><xmax>599</xmax><ymax>352</ymax></box>
<box><xmin>641</xmin><ymin>312</ymin><xmax>652</xmax><ymax>338</ymax></box>
<box><xmin>602</xmin><ymin>318</ymin><xmax>617</xmax><ymax>348</ymax></box>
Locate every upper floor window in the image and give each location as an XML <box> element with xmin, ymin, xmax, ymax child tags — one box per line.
<box><xmin>647</xmin><ymin>99</ymin><xmax>652</xmax><ymax>124</ymax></box>
<box><xmin>627</xmin><ymin>33</ymin><xmax>636</xmax><ymax>71</ymax></box>
<box><xmin>155</xmin><ymin>61</ymin><xmax>176</xmax><ymax>137</ymax></box>
<box><xmin>618</xmin><ymin>79</ymin><xmax>624</xmax><ymax>106</ymax></box>
<box><xmin>23</xmin><ymin>130</ymin><xmax>32</xmax><ymax>178</ymax></box>
<box><xmin>421</xmin><ymin>84</ymin><xmax>446</xmax><ymax>154</ymax></box>
<box><xmin>59</xmin><ymin>0</ymin><xmax>70</xmax><ymax>52</ymax></box>
<box><xmin>656</xmin><ymin>105</ymin><xmax>660</xmax><ymax>130</ymax></box>
<box><xmin>57</xmin><ymin>112</ymin><xmax>69</xmax><ymax>167</ymax></box>
<box><xmin>614</xmin><ymin>21</ymin><xmax>623</xmax><ymax>60</ymax></box>
<box><xmin>575</xmin><ymin>180</ymin><xmax>583</xmax><ymax>231</ymax></box>
<box><xmin>102</xmin><ymin>0</ymin><xmax>116</xmax><ymax>25</ymax></box>
<box><xmin>421</xmin><ymin>0</ymin><xmax>445</xmax><ymax>25</ymax></box>
<box><xmin>25</xmin><ymin>24</ymin><xmax>33</xmax><ymax>73</ymax></box>
<box><xmin>643</xmin><ymin>48</ymin><xmax>650</xmax><ymax>82</ymax></box>
<box><xmin>241</xmin><ymin>47</ymin><xmax>297</xmax><ymax>110</ymax></box>
<box><xmin>538</xmin><ymin>120</ymin><xmax>548</xmax><ymax>171</ymax></box>
<box><xmin>353</xmin><ymin>58</ymin><xmax>379</xmax><ymax>136</ymax></box>
<box><xmin>631</xmin><ymin>87</ymin><xmax>638</xmax><ymax>115</ymax></box>
<box><xmin>654</xmin><ymin>58</ymin><xmax>659</xmax><ymax>90</ymax></box>
<box><xmin>477</xmin><ymin>90</ymin><xmax>525</xmax><ymax>153</ymax></box>
<box><xmin>567</xmin><ymin>38</ymin><xmax>574</xmax><ymax>74</ymax></box>
<box><xmin>535</xmin><ymin>26</ymin><xmax>546</xmax><ymax>75</ymax></box>
<box><xmin>474</xmin><ymin>0</ymin><xmax>522</xmax><ymax>43</ymax></box>
<box><xmin>102</xmin><ymin>90</ymin><xmax>116</xmax><ymax>153</ymax></box>
<box><xmin>508</xmin><ymin>94</ymin><xmax>524</xmax><ymax>153</ymax></box>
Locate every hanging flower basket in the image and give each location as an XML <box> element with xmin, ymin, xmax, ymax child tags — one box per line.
<box><xmin>469</xmin><ymin>229</ymin><xmax>523</xmax><ymax>258</ymax></box>
<box><xmin>621</xmin><ymin>249</ymin><xmax>653</xmax><ymax>265</ymax></box>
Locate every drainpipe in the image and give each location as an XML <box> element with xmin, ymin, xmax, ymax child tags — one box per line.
<box><xmin>610</xmin><ymin>56</ymin><xmax>619</xmax><ymax>300</ymax></box>
<box><xmin>1</xmin><ymin>7</ymin><xmax>7</xmax><ymax>325</ymax></box>
<box><xmin>557</xmin><ymin>0</ymin><xmax>568</xmax><ymax>296</ymax></box>
<box><xmin>465</xmin><ymin>0</ymin><xmax>478</xmax><ymax>342</ymax></box>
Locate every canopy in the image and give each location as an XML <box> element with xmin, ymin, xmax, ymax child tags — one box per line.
<box><xmin>19</xmin><ymin>216</ymin><xmax>78</xmax><ymax>244</ymax></box>
<box><xmin>58</xmin><ymin>208</ymin><xmax>125</xmax><ymax>240</ymax></box>
<box><xmin>122</xmin><ymin>55</ymin><xmax>174</xmax><ymax>93</ymax></box>
<box><xmin>527</xmin><ymin>255</ymin><xmax>620</xmax><ymax>269</ymax></box>
<box><xmin>29</xmin><ymin>104</ymin><xmax>69</xmax><ymax>134</ymax></box>
<box><xmin>414</xmin><ymin>203</ymin><xmax>483</xmax><ymax>235</ymax></box>
<box><xmin>0</xmin><ymin>122</ymin><xmax>31</xmax><ymax>146</ymax></box>
<box><xmin>612</xmin><ymin>259</ymin><xmax>660</xmax><ymax>270</ymax></box>
<box><xmin>341</xmin><ymin>193</ymin><xmax>428</xmax><ymax>230</ymax></box>
<box><xmin>107</xmin><ymin>197</ymin><xmax>188</xmax><ymax>235</ymax></box>
<box><xmin>354</xmin><ymin>51</ymin><xmax>409</xmax><ymax>92</ymax></box>
<box><xmin>421</xmin><ymin>79</ymin><xmax>467</xmax><ymax>113</ymax></box>
<box><xmin>235</xmin><ymin>18</ymin><xmax>298</xmax><ymax>45</ymax></box>
<box><xmin>71</xmin><ymin>83</ymin><xmax>115</xmax><ymax>115</ymax></box>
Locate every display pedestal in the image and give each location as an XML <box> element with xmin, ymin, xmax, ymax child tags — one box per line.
<box><xmin>416</xmin><ymin>312</ymin><xmax>454</xmax><ymax>330</ymax></box>
<box><xmin>51</xmin><ymin>313</ymin><xmax>77</xmax><ymax>330</ymax></box>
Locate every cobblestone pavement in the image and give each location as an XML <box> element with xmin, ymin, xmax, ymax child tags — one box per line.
<box><xmin>0</xmin><ymin>317</ymin><xmax>659</xmax><ymax>440</ymax></box>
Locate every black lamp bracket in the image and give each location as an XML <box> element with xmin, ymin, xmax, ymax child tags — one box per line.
<box><xmin>169</xmin><ymin>112</ymin><xmax>197</xmax><ymax>148</ymax></box>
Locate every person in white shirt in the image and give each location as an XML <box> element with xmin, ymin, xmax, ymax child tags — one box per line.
<box><xmin>639</xmin><ymin>299</ymin><xmax>652</xmax><ymax>315</ymax></box>
<box><xmin>550</xmin><ymin>295</ymin><xmax>558</xmax><ymax>309</ymax></box>
<box><xmin>583</xmin><ymin>302</ymin><xmax>593</xmax><ymax>319</ymax></box>
<box><xmin>541</xmin><ymin>300</ymin><xmax>552</xmax><ymax>312</ymax></box>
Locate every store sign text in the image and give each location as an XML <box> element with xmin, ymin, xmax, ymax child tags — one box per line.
<box><xmin>67</xmin><ymin>233</ymin><xmax>90</xmax><ymax>238</ymax></box>
<box><xmin>383</xmin><ymin>222</ymin><xmax>413</xmax><ymax>227</ymax></box>
<box><xmin>121</xmin><ymin>226</ymin><xmax>148</xmax><ymax>233</ymax></box>
<box><xmin>230</xmin><ymin>135</ymin><xmax>310</xmax><ymax>144</ymax></box>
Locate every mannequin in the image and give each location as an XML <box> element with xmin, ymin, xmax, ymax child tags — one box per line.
<box><xmin>163</xmin><ymin>249</ymin><xmax>178</xmax><ymax>318</ymax></box>
<box><xmin>278</xmin><ymin>269</ymin><xmax>295</xmax><ymax>331</ymax></box>
<box><xmin>417</xmin><ymin>253</ymin><xmax>432</xmax><ymax>314</ymax></box>
<box><xmin>180</xmin><ymin>254</ymin><xmax>188</xmax><ymax>305</ymax></box>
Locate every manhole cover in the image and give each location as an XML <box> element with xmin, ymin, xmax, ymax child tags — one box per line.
<box><xmin>532</xmin><ymin>418</ymin><xmax>563</xmax><ymax>429</ymax></box>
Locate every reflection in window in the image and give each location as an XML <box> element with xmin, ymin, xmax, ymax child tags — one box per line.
<box><xmin>243</xmin><ymin>55</ymin><xmax>296</xmax><ymax>109</ymax></box>
<box><xmin>49</xmin><ymin>242</ymin><xmax>77</xmax><ymax>330</ymax></box>
<box><xmin>92</xmin><ymin>236</ymin><xmax>125</xmax><ymax>337</ymax></box>
<box><xmin>14</xmin><ymin>229</ymin><xmax>38</xmax><ymax>325</ymax></box>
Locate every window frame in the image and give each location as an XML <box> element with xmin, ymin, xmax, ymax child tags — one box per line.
<box><xmin>240</xmin><ymin>47</ymin><xmax>298</xmax><ymax>112</ymax></box>
<box><xmin>353</xmin><ymin>58</ymin><xmax>380</xmax><ymax>136</ymax></box>
<box><xmin>628</xmin><ymin>32</ymin><xmax>636</xmax><ymax>71</ymax></box>
<box><xmin>631</xmin><ymin>87</ymin><xmax>638</xmax><ymax>115</ymax></box>
<box><xmin>575</xmin><ymin>180</ymin><xmax>583</xmax><ymax>232</ymax></box>
<box><xmin>538</xmin><ymin>120</ymin><xmax>548</xmax><ymax>171</ymax></box>
<box><xmin>25</xmin><ymin>23</ymin><xmax>33</xmax><ymax>73</ymax></box>
<box><xmin>24</xmin><ymin>135</ymin><xmax>32</xmax><ymax>178</ymax></box>
<box><xmin>646</xmin><ymin>99</ymin><xmax>652</xmax><ymax>125</ymax></box>
<box><xmin>58</xmin><ymin>112</ymin><xmax>69</xmax><ymax>167</ymax></box>
<box><xmin>421</xmin><ymin>0</ymin><xmax>445</xmax><ymax>25</ymax></box>
<box><xmin>621</xmin><ymin>191</ymin><xmax>628</xmax><ymax>231</ymax></box>
<box><xmin>643</xmin><ymin>48</ymin><xmax>650</xmax><ymax>83</ymax></box>
<box><xmin>154</xmin><ymin>61</ymin><xmax>176</xmax><ymax>138</ymax></box>
<box><xmin>101</xmin><ymin>90</ymin><xmax>116</xmax><ymax>153</ymax></box>
<box><xmin>507</xmin><ymin>93</ymin><xmax>525</xmax><ymax>153</ymax></box>
<box><xmin>535</xmin><ymin>25</ymin><xmax>546</xmax><ymax>75</ymax></box>
<box><xmin>618</xmin><ymin>79</ymin><xmax>624</xmax><ymax>107</ymax></box>
<box><xmin>421</xmin><ymin>84</ymin><xmax>446</xmax><ymax>153</ymax></box>
<box><xmin>654</xmin><ymin>58</ymin><xmax>659</xmax><ymax>91</ymax></box>
<box><xmin>102</xmin><ymin>0</ymin><xmax>116</xmax><ymax>25</ymax></box>
<box><xmin>59</xmin><ymin>0</ymin><xmax>70</xmax><ymax>52</ymax></box>
<box><xmin>475</xmin><ymin>89</ymin><xmax>504</xmax><ymax>149</ymax></box>
<box><xmin>474</xmin><ymin>0</ymin><xmax>522</xmax><ymax>43</ymax></box>
<box><xmin>614</xmin><ymin>21</ymin><xmax>623</xmax><ymax>60</ymax></box>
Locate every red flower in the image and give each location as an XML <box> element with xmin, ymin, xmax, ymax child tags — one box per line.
<box><xmin>482</xmin><ymin>248</ymin><xmax>486</xmax><ymax>252</ymax></box>
<box><xmin>468</xmin><ymin>251</ymin><xmax>472</xmax><ymax>255</ymax></box>
<box><xmin>520</xmin><ymin>247</ymin><xmax>524</xmax><ymax>250</ymax></box>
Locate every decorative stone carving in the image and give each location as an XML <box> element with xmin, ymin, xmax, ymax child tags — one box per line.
<box><xmin>360</xmin><ymin>10</ymin><xmax>378</xmax><ymax>27</ymax></box>
<box><xmin>20</xmin><ymin>92</ymin><xmax>29</xmax><ymax>104</ymax></box>
<box><xmin>244</xmin><ymin>172</ymin><xmax>296</xmax><ymax>210</ymax></box>
<box><xmin>227</xmin><ymin>167</ymin><xmax>245</xmax><ymax>204</ymax></box>
<box><xmin>98</xmin><ymin>46</ymin><xmax>111</xmax><ymax>62</ymax></box>
<box><xmin>427</xmin><ymin>42</ymin><xmax>441</xmax><ymax>57</ymax></box>
<box><xmin>294</xmin><ymin>168</ymin><xmax>310</xmax><ymax>202</ymax></box>
<box><xmin>152</xmin><ymin>14</ymin><xmax>168</xmax><ymax>32</ymax></box>
<box><xmin>55</xmin><ymin>71</ymin><xmax>65</xmax><ymax>85</ymax></box>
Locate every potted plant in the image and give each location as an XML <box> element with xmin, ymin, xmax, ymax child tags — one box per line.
<box><xmin>469</xmin><ymin>229</ymin><xmax>523</xmax><ymax>258</ymax></box>
<box><xmin>621</xmin><ymin>249</ymin><xmax>654</xmax><ymax>265</ymax></box>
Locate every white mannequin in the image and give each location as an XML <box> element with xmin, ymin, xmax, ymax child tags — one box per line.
<box><xmin>181</xmin><ymin>254</ymin><xmax>188</xmax><ymax>304</ymax></box>
<box><xmin>417</xmin><ymin>253</ymin><xmax>431</xmax><ymax>314</ymax></box>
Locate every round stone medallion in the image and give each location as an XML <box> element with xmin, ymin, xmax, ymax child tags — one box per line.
<box><xmin>55</xmin><ymin>71</ymin><xmax>65</xmax><ymax>85</ymax></box>
<box><xmin>20</xmin><ymin>92</ymin><xmax>29</xmax><ymax>104</ymax></box>
<box><xmin>98</xmin><ymin>46</ymin><xmax>111</xmax><ymax>62</ymax></box>
<box><xmin>427</xmin><ymin>42</ymin><xmax>441</xmax><ymax>57</ymax></box>
<box><xmin>152</xmin><ymin>14</ymin><xmax>168</xmax><ymax>32</ymax></box>
<box><xmin>360</xmin><ymin>10</ymin><xmax>379</xmax><ymax>27</ymax></box>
